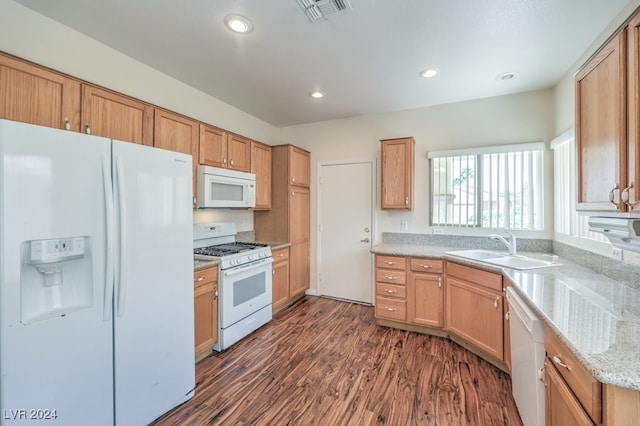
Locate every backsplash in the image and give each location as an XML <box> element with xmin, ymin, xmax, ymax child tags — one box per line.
<box><xmin>553</xmin><ymin>241</ymin><xmax>640</xmax><ymax>291</ymax></box>
<box><xmin>382</xmin><ymin>232</ymin><xmax>552</xmax><ymax>253</ymax></box>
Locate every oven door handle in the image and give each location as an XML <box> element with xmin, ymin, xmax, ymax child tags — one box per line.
<box><xmin>223</xmin><ymin>258</ymin><xmax>273</xmax><ymax>277</ymax></box>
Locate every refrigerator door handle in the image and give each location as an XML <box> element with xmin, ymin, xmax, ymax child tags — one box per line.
<box><xmin>102</xmin><ymin>156</ymin><xmax>115</xmax><ymax>321</ymax></box>
<box><xmin>115</xmin><ymin>157</ymin><xmax>128</xmax><ymax>317</ymax></box>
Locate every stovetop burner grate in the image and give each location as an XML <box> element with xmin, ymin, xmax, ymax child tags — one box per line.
<box><xmin>194</xmin><ymin>242</ymin><xmax>268</xmax><ymax>257</ymax></box>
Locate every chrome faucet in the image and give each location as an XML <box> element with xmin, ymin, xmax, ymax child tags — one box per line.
<box><xmin>489</xmin><ymin>231</ymin><xmax>517</xmax><ymax>255</ymax></box>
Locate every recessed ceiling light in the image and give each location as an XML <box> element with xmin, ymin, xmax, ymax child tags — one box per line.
<box><xmin>224</xmin><ymin>15</ymin><xmax>253</xmax><ymax>34</ymax></box>
<box><xmin>309</xmin><ymin>91</ymin><xmax>325</xmax><ymax>99</ymax></box>
<box><xmin>498</xmin><ymin>72</ymin><xmax>518</xmax><ymax>81</ymax></box>
<box><xmin>419</xmin><ymin>67</ymin><xmax>440</xmax><ymax>79</ymax></box>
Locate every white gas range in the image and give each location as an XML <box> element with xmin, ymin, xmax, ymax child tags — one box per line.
<box><xmin>194</xmin><ymin>223</ymin><xmax>273</xmax><ymax>351</ymax></box>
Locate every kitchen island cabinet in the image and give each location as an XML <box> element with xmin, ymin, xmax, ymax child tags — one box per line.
<box><xmin>194</xmin><ymin>266</ymin><xmax>218</xmax><ymax>361</ymax></box>
<box><xmin>0</xmin><ymin>52</ymin><xmax>80</xmax><ymax>131</ymax></box>
<box><xmin>81</xmin><ymin>84</ymin><xmax>153</xmax><ymax>145</ymax></box>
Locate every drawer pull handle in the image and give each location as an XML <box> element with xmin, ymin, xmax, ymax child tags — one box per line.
<box><xmin>421</xmin><ymin>265</ymin><xmax>432</xmax><ymax>269</ymax></box>
<box><xmin>552</xmin><ymin>355</ymin><xmax>571</xmax><ymax>371</ymax></box>
<box><xmin>385</xmin><ymin>307</ymin><xmax>396</xmax><ymax>312</ymax></box>
<box><xmin>385</xmin><ymin>289</ymin><xmax>397</xmax><ymax>294</ymax></box>
<box><xmin>195</xmin><ymin>276</ymin><xmax>205</xmax><ymax>282</ymax></box>
<box><xmin>384</xmin><ymin>261</ymin><xmax>396</xmax><ymax>265</ymax></box>
<box><xmin>384</xmin><ymin>276</ymin><xmax>396</xmax><ymax>280</ymax></box>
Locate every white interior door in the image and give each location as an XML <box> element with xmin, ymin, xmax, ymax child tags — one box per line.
<box><xmin>319</xmin><ymin>161</ymin><xmax>373</xmax><ymax>303</ymax></box>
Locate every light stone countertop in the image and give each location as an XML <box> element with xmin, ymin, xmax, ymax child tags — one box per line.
<box><xmin>372</xmin><ymin>243</ymin><xmax>640</xmax><ymax>391</ymax></box>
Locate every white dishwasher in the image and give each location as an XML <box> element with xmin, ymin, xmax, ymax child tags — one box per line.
<box><xmin>507</xmin><ymin>287</ymin><xmax>545</xmax><ymax>426</ymax></box>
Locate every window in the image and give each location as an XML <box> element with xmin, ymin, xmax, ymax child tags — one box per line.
<box><xmin>429</xmin><ymin>143</ymin><xmax>545</xmax><ymax>230</ymax></box>
<box><xmin>551</xmin><ymin>129</ymin><xmax>607</xmax><ymax>242</ymax></box>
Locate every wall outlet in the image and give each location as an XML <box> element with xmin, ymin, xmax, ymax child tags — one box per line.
<box><xmin>612</xmin><ymin>248</ymin><xmax>623</xmax><ymax>261</ymax></box>
<box><xmin>433</xmin><ymin>228</ymin><xmax>444</xmax><ymax>235</ymax></box>
<box><xmin>401</xmin><ymin>220</ymin><xmax>408</xmax><ymax>231</ymax></box>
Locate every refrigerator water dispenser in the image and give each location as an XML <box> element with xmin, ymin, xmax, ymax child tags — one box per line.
<box><xmin>20</xmin><ymin>237</ymin><xmax>93</xmax><ymax>323</ymax></box>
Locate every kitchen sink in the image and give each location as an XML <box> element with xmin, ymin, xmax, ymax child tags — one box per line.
<box><xmin>445</xmin><ymin>250</ymin><xmax>560</xmax><ymax>270</ymax></box>
<box><xmin>444</xmin><ymin>249</ymin><xmax>506</xmax><ymax>260</ymax></box>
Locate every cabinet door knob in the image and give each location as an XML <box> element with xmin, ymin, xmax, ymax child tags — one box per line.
<box><xmin>385</xmin><ymin>289</ymin><xmax>397</xmax><ymax>294</ymax></box>
<box><xmin>505</xmin><ymin>311</ymin><xmax>509</xmax><ymax>321</ymax></box>
<box><xmin>291</xmin><ymin>177</ymin><xmax>295</xmax><ymax>183</ymax></box>
<box><xmin>223</xmin><ymin>157</ymin><xmax>227</xmax><ymax>164</ymax></box>
<box><xmin>494</xmin><ymin>296</ymin><xmax>499</xmax><ymax>310</ymax></box>
<box><xmin>421</xmin><ymin>265</ymin><xmax>432</xmax><ymax>269</ymax></box>
<box><xmin>230</xmin><ymin>159</ymin><xmax>234</xmax><ymax>166</ymax></box>
<box><xmin>85</xmin><ymin>123</ymin><xmax>91</xmax><ymax>135</ymax></box>
<box><xmin>384</xmin><ymin>261</ymin><xmax>396</xmax><ymax>265</ymax></box>
<box><xmin>609</xmin><ymin>184</ymin><xmax>620</xmax><ymax>210</ymax></box>
<box><xmin>64</xmin><ymin>117</ymin><xmax>71</xmax><ymax>130</ymax></box>
<box><xmin>195</xmin><ymin>276</ymin><xmax>205</xmax><ymax>282</ymax></box>
<box><xmin>384</xmin><ymin>276</ymin><xmax>395</xmax><ymax>280</ymax></box>
<box><xmin>552</xmin><ymin>355</ymin><xmax>571</xmax><ymax>371</ymax></box>
<box><xmin>385</xmin><ymin>307</ymin><xmax>396</xmax><ymax>312</ymax></box>
<box><xmin>405</xmin><ymin>197</ymin><xmax>409</xmax><ymax>206</ymax></box>
<box><xmin>438</xmin><ymin>277</ymin><xmax>442</xmax><ymax>288</ymax></box>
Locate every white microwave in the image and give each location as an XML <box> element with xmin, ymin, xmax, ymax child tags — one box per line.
<box><xmin>196</xmin><ymin>165</ymin><xmax>256</xmax><ymax>208</ymax></box>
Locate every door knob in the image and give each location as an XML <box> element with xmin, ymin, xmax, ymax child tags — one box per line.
<box><xmin>364</xmin><ymin>227</ymin><xmax>370</xmax><ymax>233</ymax></box>
<box><xmin>360</xmin><ymin>238</ymin><xmax>370</xmax><ymax>243</ymax></box>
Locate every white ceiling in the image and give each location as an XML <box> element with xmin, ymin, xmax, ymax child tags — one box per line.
<box><xmin>15</xmin><ymin>0</ymin><xmax>629</xmax><ymax>127</ymax></box>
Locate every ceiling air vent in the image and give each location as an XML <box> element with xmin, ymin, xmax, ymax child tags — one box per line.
<box><xmin>296</xmin><ymin>0</ymin><xmax>352</xmax><ymax>22</ymax></box>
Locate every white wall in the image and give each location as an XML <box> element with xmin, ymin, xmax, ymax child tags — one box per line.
<box><xmin>0</xmin><ymin>0</ymin><xmax>278</xmax><ymax>145</ymax></box>
<box><xmin>280</xmin><ymin>89</ymin><xmax>555</xmax><ymax>291</ymax></box>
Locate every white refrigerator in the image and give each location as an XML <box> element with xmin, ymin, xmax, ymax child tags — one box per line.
<box><xmin>0</xmin><ymin>120</ymin><xmax>195</xmax><ymax>425</ymax></box>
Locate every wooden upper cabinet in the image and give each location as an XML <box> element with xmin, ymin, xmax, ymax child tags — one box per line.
<box><xmin>154</xmin><ymin>109</ymin><xmax>199</xmax><ymax>207</ymax></box>
<box><xmin>251</xmin><ymin>141</ymin><xmax>272</xmax><ymax>210</ymax></box>
<box><xmin>199</xmin><ymin>124</ymin><xmax>227</xmax><ymax>168</ymax></box>
<box><xmin>81</xmin><ymin>85</ymin><xmax>153</xmax><ymax>145</ymax></box>
<box><xmin>0</xmin><ymin>53</ymin><xmax>80</xmax><ymax>131</ymax></box>
<box><xmin>626</xmin><ymin>13</ymin><xmax>640</xmax><ymax>213</ymax></box>
<box><xmin>381</xmin><ymin>137</ymin><xmax>414</xmax><ymax>210</ymax></box>
<box><xmin>576</xmin><ymin>30</ymin><xmax>627</xmax><ymax>212</ymax></box>
<box><xmin>198</xmin><ymin>126</ymin><xmax>251</xmax><ymax>172</ymax></box>
<box><xmin>289</xmin><ymin>146</ymin><xmax>310</xmax><ymax>187</ymax></box>
<box><xmin>227</xmin><ymin>133</ymin><xmax>251</xmax><ymax>172</ymax></box>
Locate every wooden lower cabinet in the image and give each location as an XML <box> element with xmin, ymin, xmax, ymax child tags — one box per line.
<box><xmin>545</xmin><ymin>359</ymin><xmax>595</xmax><ymax>426</ymax></box>
<box><xmin>272</xmin><ymin>247</ymin><xmax>290</xmax><ymax>312</ymax></box>
<box><xmin>289</xmin><ymin>242</ymin><xmax>309</xmax><ymax>298</ymax></box>
<box><xmin>374</xmin><ymin>255</ymin><xmax>407</xmax><ymax>322</ymax></box>
<box><xmin>409</xmin><ymin>273</ymin><xmax>443</xmax><ymax>327</ymax></box>
<box><xmin>445</xmin><ymin>277</ymin><xmax>503</xmax><ymax>360</ymax></box>
<box><xmin>193</xmin><ymin>267</ymin><xmax>218</xmax><ymax>359</ymax></box>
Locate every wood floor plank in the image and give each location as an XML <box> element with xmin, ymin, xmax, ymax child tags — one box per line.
<box><xmin>153</xmin><ymin>296</ymin><xmax>522</xmax><ymax>426</ymax></box>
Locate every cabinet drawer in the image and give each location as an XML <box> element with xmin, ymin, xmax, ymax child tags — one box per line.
<box><xmin>272</xmin><ymin>247</ymin><xmax>290</xmax><ymax>263</ymax></box>
<box><xmin>375</xmin><ymin>269</ymin><xmax>406</xmax><ymax>285</ymax></box>
<box><xmin>376</xmin><ymin>283</ymin><xmax>406</xmax><ymax>299</ymax></box>
<box><xmin>375</xmin><ymin>255</ymin><xmax>406</xmax><ymax>270</ymax></box>
<box><xmin>194</xmin><ymin>267</ymin><xmax>218</xmax><ymax>288</ymax></box>
<box><xmin>446</xmin><ymin>261</ymin><xmax>502</xmax><ymax>292</ymax></box>
<box><xmin>410</xmin><ymin>258</ymin><xmax>443</xmax><ymax>273</ymax></box>
<box><xmin>544</xmin><ymin>326</ymin><xmax>602</xmax><ymax>424</ymax></box>
<box><xmin>375</xmin><ymin>296</ymin><xmax>407</xmax><ymax>322</ymax></box>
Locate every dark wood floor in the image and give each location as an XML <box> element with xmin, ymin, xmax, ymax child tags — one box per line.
<box><xmin>154</xmin><ymin>296</ymin><xmax>522</xmax><ymax>425</ymax></box>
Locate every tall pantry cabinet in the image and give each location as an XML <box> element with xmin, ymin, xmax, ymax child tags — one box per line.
<box><xmin>255</xmin><ymin>145</ymin><xmax>311</xmax><ymax>309</ymax></box>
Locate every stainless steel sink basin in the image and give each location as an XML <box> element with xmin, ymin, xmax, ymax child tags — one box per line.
<box><xmin>445</xmin><ymin>250</ymin><xmax>560</xmax><ymax>270</ymax></box>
